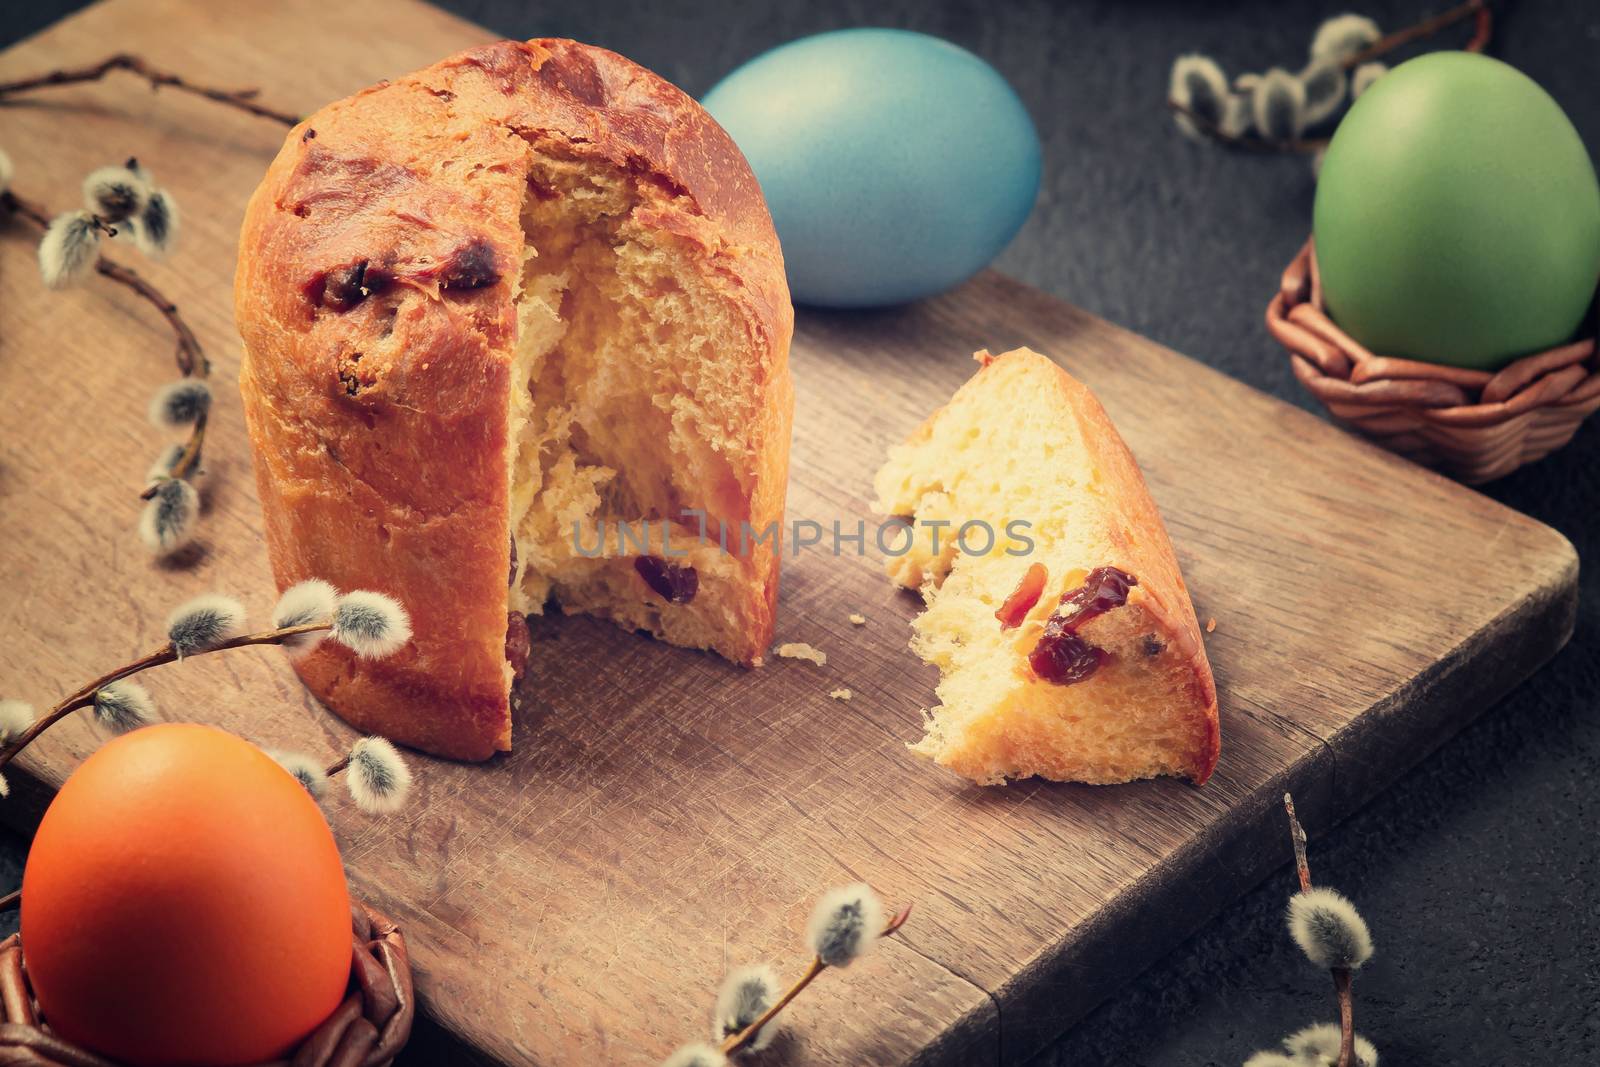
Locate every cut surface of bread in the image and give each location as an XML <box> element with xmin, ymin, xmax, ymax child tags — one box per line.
<box><xmin>506</xmin><ymin>146</ymin><xmax>788</xmax><ymax>661</ymax></box>
<box><xmin>236</xmin><ymin>40</ymin><xmax>793</xmax><ymax>760</ymax></box>
<box><xmin>873</xmin><ymin>348</ymin><xmax>1219</xmax><ymax>786</ymax></box>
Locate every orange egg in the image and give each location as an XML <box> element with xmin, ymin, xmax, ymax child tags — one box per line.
<box><xmin>21</xmin><ymin>723</ymin><xmax>351</xmax><ymax>1067</ymax></box>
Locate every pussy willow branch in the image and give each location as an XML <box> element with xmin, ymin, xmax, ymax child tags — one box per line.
<box><xmin>0</xmin><ymin>190</ymin><xmax>208</xmax><ymax>377</ymax></box>
<box><xmin>719</xmin><ymin>903</ymin><xmax>915</xmax><ymax>1057</ymax></box>
<box><xmin>0</xmin><ymin>53</ymin><xmax>299</xmax><ymax>127</ymax></box>
<box><xmin>0</xmin><ymin>622</ymin><xmax>331</xmax><ymax>774</ymax></box>
<box><xmin>1284</xmin><ymin>794</ymin><xmax>1355</xmax><ymax>1067</ymax></box>
<box><xmin>1170</xmin><ymin>0</ymin><xmax>1493</xmax><ymax>155</ymax></box>
<box><xmin>1</xmin><ymin>53</ymin><xmax>301</xmax><ymax>509</ymax></box>
<box><xmin>1</xmin><ymin>55</ymin><xmax>299</xmax><ymax>503</ymax></box>
<box><xmin>2</xmin><ymin>187</ymin><xmax>211</xmax><ymax>500</ymax></box>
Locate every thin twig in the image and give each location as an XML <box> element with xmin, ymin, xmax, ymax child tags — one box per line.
<box><xmin>1333</xmin><ymin>967</ymin><xmax>1355</xmax><ymax>1067</ymax></box>
<box><xmin>325</xmin><ymin>754</ymin><xmax>351</xmax><ymax>777</ymax></box>
<box><xmin>1283</xmin><ymin>794</ymin><xmax>1355</xmax><ymax>1067</ymax></box>
<box><xmin>96</xmin><ymin>257</ymin><xmax>208</xmax><ymax>377</ymax></box>
<box><xmin>719</xmin><ymin>903</ymin><xmax>914</xmax><ymax>1057</ymax></box>
<box><xmin>139</xmin><ymin>411</ymin><xmax>208</xmax><ymax>501</ymax></box>
<box><xmin>728</xmin><ymin>956</ymin><xmax>824</xmax><ymax>1055</ymax></box>
<box><xmin>1462</xmin><ymin>4</ymin><xmax>1494</xmax><ymax>52</ymax></box>
<box><xmin>0</xmin><ymin>188</ymin><xmax>48</xmax><ymax>228</ymax></box>
<box><xmin>1</xmin><ymin>189</ymin><xmax>209</xmax><ymax>378</ymax></box>
<box><xmin>1169</xmin><ymin>0</ymin><xmax>1493</xmax><ymax>154</ymax></box>
<box><xmin>0</xmin><ymin>622</ymin><xmax>331</xmax><ymax>773</ymax></box>
<box><xmin>0</xmin><ymin>53</ymin><xmax>298</xmax><ymax>126</ymax></box>
<box><xmin>1343</xmin><ymin>0</ymin><xmax>1489</xmax><ymax>69</ymax></box>
<box><xmin>1284</xmin><ymin>791</ymin><xmax>1312</xmax><ymax>893</ymax></box>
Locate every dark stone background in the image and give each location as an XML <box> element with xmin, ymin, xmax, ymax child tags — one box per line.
<box><xmin>4</xmin><ymin>2</ymin><xmax>1596</xmax><ymax>1064</ymax></box>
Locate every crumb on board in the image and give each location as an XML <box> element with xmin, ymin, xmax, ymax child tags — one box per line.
<box><xmin>829</xmin><ymin>688</ymin><xmax>853</xmax><ymax>701</ymax></box>
<box><xmin>848</xmin><ymin>613</ymin><xmax>867</xmax><ymax>626</ymax></box>
<box><xmin>776</xmin><ymin>642</ymin><xmax>827</xmax><ymax>666</ymax></box>
<box><xmin>1205</xmin><ymin>617</ymin><xmax>1216</xmax><ymax>633</ymax></box>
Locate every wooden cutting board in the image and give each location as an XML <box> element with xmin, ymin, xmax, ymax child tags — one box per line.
<box><xmin>0</xmin><ymin>1</ymin><xmax>1578</xmax><ymax>1064</ymax></box>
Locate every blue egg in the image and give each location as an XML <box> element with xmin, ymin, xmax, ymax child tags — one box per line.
<box><xmin>703</xmin><ymin>29</ymin><xmax>1041</xmax><ymax>308</ymax></box>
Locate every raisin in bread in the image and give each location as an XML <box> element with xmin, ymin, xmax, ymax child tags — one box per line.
<box><xmin>873</xmin><ymin>348</ymin><xmax>1218</xmax><ymax>785</ymax></box>
<box><xmin>236</xmin><ymin>40</ymin><xmax>794</xmax><ymax>760</ymax></box>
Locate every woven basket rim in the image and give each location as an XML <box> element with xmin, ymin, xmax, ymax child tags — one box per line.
<box><xmin>1268</xmin><ymin>238</ymin><xmax>1600</xmax><ymax>424</ymax></box>
<box><xmin>0</xmin><ymin>897</ymin><xmax>412</xmax><ymax>1067</ymax></box>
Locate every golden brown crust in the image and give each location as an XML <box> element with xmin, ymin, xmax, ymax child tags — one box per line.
<box><xmin>236</xmin><ymin>39</ymin><xmax>792</xmax><ymax>759</ymax></box>
<box><xmin>1003</xmin><ymin>351</ymin><xmax>1219</xmax><ymax>782</ymax></box>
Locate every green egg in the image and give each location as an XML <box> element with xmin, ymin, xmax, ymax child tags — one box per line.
<box><xmin>1314</xmin><ymin>52</ymin><xmax>1600</xmax><ymax>370</ymax></box>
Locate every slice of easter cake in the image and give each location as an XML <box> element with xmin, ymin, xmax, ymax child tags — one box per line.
<box><xmin>873</xmin><ymin>348</ymin><xmax>1219</xmax><ymax>786</ymax></box>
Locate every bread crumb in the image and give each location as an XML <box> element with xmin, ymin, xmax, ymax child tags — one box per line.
<box><xmin>848</xmin><ymin>613</ymin><xmax>866</xmax><ymax>626</ymax></box>
<box><xmin>776</xmin><ymin>642</ymin><xmax>827</xmax><ymax>666</ymax></box>
<box><xmin>1205</xmin><ymin>617</ymin><xmax>1217</xmax><ymax>633</ymax></box>
<box><xmin>829</xmin><ymin>688</ymin><xmax>852</xmax><ymax>701</ymax></box>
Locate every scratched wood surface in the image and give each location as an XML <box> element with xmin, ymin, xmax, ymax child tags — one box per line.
<box><xmin>0</xmin><ymin>1</ymin><xmax>1580</xmax><ymax>1065</ymax></box>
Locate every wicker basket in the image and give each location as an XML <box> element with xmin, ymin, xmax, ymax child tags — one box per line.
<box><xmin>1267</xmin><ymin>240</ymin><xmax>1600</xmax><ymax>483</ymax></box>
<box><xmin>0</xmin><ymin>900</ymin><xmax>413</xmax><ymax>1067</ymax></box>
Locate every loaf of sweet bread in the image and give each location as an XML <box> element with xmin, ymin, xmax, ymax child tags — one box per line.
<box><xmin>874</xmin><ymin>348</ymin><xmax>1219</xmax><ymax>785</ymax></box>
<box><xmin>236</xmin><ymin>40</ymin><xmax>794</xmax><ymax>760</ymax></box>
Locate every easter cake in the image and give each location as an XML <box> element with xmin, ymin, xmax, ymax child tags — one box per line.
<box><xmin>873</xmin><ymin>348</ymin><xmax>1219</xmax><ymax>785</ymax></box>
<box><xmin>236</xmin><ymin>39</ymin><xmax>794</xmax><ymax>760</ymax></box>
